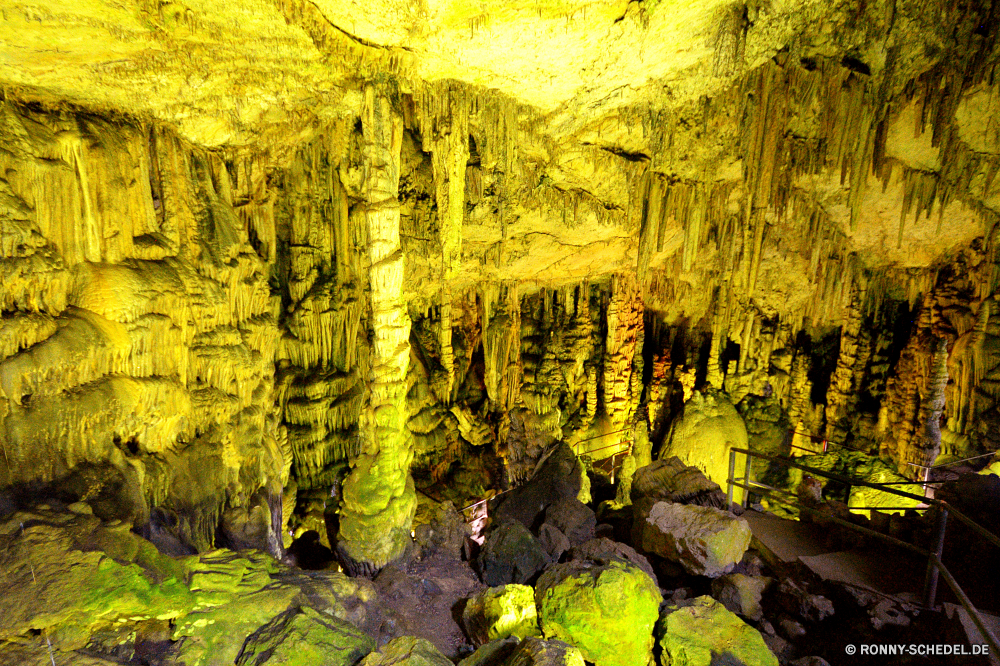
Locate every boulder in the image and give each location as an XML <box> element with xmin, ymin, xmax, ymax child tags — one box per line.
<box><xmin>504</xmin><ymin>637</ymin><xmax>586</xmax><ymax>666</ymax></box>
<box><xmin>776</xmin><ymin>579</ymin><xmax>834</xmax><ymax>622</ymax></box>
<box><xmin>779</xmin><ymin>618</ymin><xmax>806</xmax><ymax>639</ymax></box>
<box><xmin>542</xmin><ymin>498</ymin><xmax>596</xmax><ymax>546</ymax></box>
<box><xmin>633</xmin><ymin>501</ymin><xmax>750</xmax><ymax>577</ymax></box>
<box><xmin>710</xmin><ymin>574</ymin><xmax>771</xmax><ymax>622</ymax></box>
<box><xmin>235</xmin><ymin>607</ymin><xmax>374</xmax><ymax>666</ymax></box>
<box><xmin>868</xmin><ymin>597</ymin><xmax>912</xmax><ymax>630</ymax></box>
<box><xmin>463</xmin><ymin>585</ymin><xmax>540</xmax><ymax>646</ymax></box>
<box><xmin>631</xmin><ymin>458</ymin><xmax>728</xmax><ymax>509</ymax></box>
<box><xmin>567</xmin><ymin>538</ymin><xmax>655</xmax><ymax>581</ymax></box>
<box><xmin>658</xmin><ymin>596</ymin><xmax>778</xmax><ymax>666</ymax></box>
<box><xmin>659</xmin><ymin>391</ymin><xmax>748</xmax><ymax>492</ymax></box>
<box><xmin>457</xmin><ymin>637</ymin><xmax>521</xmax><ymax>666</ymax></box>
<box><xmin>0</xmin><ymin>506</ymin><xmax>380</xmax><ymax>666</ymax></box>
<box><xmin>535</xmin><ymin>561</ymin><xmax>661</xmax><ymax>666</ymax></box>
<box><xmin>413</xmin><ymin>501</ymin><xmax>471</xmax><ymax>560</ymax></box>
<box><xmin>762</xmin><ymin>634</ymin><xmax>795</xmax><ymax>663</ymax></box>
<box><xmin>358</xmin><ymin>637</ymin><xmax>453</xmax><ymax>666</ymax></box>
<box><xmin>536</xmin><ymin>524</ymin><xmax>571</xmax><ymax>561</ymax></box>
<box><xmin>493</xmin><ymin>443</ymin><xmax>585</xmax><ymax>530</ymax></box>
<box><xmin>478</xmin><ymin>521</ymin><xmax>550</xmax><ymax>586</ymax></box>
<box><xmin>771</xmin><ymin>451</ymin><xmax>923</xmax><ymax>518</ymax></box>
<box><xmin>0</xmin><ymin>510</ymin><xmax>196</xmax><ymax>651</ymax></box>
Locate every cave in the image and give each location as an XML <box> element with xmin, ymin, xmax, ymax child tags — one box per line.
<box><xmin>1</xmin><ymin>0</ymin><xmax>1000</xmax><ymax>665</ymax></box>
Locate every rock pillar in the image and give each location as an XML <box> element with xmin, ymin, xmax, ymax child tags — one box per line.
<box><xmin>337</xmin><ymin>83</ymin><xmax>416</xmax><ymax>575</ymax></box>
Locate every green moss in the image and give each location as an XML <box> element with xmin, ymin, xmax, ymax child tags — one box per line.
<box><xmin>235</xmin><ymin>606</ymin><xmax>375</xmax><ymax>666</ymax></box>
<box><xmin>359</xmin><ymin>636</ymin><xmax>453</xmax><ymax>666</ymax></box>
<box><xmin>174</xmin><ymin>585</ymin><xmax>303</xmax><ymax>665</ymax></box>
<box><xmin>536</xmin><ymin>562</ymin><xmax>661</xmax><ymax>666</ymax></box>
<box><xmin>464</xmin><ymin>584</ymin><xmax>540</xmax><ymax>644</ymax></box>
<box><xmin>658</xmin><ymin>596</ymin><xmax>777</xmax><ymax>666</ymax></box>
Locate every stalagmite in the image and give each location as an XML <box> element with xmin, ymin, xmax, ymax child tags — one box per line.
<box><xmin>337</xmin><ymin>84</ymin><xmax>416</xmax><ymax>574</ymax></box>
<box><xmin>825</xmin><ymin>278</ymin><xmax>870</xmax><ymax>442</ymax></box>
<box><xmin>602</xmin><ymin>274</ymin><xmax>643</xmax><ymax>439</ymax></box>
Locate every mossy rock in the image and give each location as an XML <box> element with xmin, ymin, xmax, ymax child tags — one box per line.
<box><xmin>505</xmin><ymin>637</ymin><xmax>587</xmax><ymax>666</ymax></box>
<box><xmin>235</xmin><ymin>606</ymin><xmax>375</xmax><ymax>666</ymax></box>
<box><xmin>174</xmin><ymin>585</ymin><xmax>303</xmax><ymax>666</ymax></box>
<box><xmin>463</xmin><ymin>584</ymin><xmax>540</xmax><ymax>645</ymax></box>
<box><xmin>478</xmin><ymin>521</ymin><xmax>550</xmax><ymax>586</ymax></box>
<box><xmin>658</xmin><ymin>596</ymin><xmax>777</xmax><ymax>666</ymax></box>
<box><xmin>770</xmin><ymin>452</ymin><xmax>922</xmax><ymax>517</ymax></box>
<box><xmin>634</xmin><ymin>501</ymin><xmax>750</xmax><ymax>578</ymax></box>
<box><xmin>0</xmin><ymin>513</ymin><xmax>196</xmax><ymax>649</ymax></box>
<box><xmin>535</xmin><ymin>561</ymin><xmax>661</xmax><ymax>666</ymax></box>
<box><xmin>358</xmin><ymin>636</ymin><xmax>453</xmax><ymax>666</ymax></box>
<box><xmin>456</xmin><ymin>637</ymin><xmax>521</xmax><ymax>666</ymax></box>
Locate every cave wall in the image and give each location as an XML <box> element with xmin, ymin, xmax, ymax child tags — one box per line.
<box><xmin>1</xmin><ymin>0</ymin><xmax>999</xmax><ymax>560</ymax></box>
<box><xmin>0</xmin><ymin>100</ymin><xmax>287</xmax><ymax>551</ymax></box>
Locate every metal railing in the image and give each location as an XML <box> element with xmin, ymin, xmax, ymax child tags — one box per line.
<box><xmin>726</xmin><ymin>446</ymin><xmax>1000</xmax><ymax>655</ymax></box>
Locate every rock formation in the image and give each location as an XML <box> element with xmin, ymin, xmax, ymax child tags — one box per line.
<box><xmin>1</xmin><ymin>0</ymin><xmax>1000</xmax><ymax>577</ymax></box>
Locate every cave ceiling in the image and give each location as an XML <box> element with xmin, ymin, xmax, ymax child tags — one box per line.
<box><xmin>3</xmin><ymin>0</ymin><xmax>997</xmax><ymax>302</ymax></box>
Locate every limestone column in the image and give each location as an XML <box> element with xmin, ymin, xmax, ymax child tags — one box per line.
<box><xmin>824</xmin><ymin>278</ymin><xmax>869</xmax><ymax>442</ymax></box>
<box><xmin>431</xmin><ymin>89</ymin><xmax>468</xmax><ymax>403</ymax></box>
<box><xmin>337</xmin><ymin>83</ymin><xmax>416</xmax><ymax>575</ymax></box>
<box><xmin>914</xmin><ymin>337</ymin><xmax>948</xmax><ymax>474</ymax></box>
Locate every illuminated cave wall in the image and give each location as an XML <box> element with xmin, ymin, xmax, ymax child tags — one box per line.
<box><xmin>0</xmin><ymin>102</ymin><xmax>287</xmax><ymax>551</ymax></box>
<box><xmin>1</xmin><ymin>0</ymin><xmax>1000</xmax><ymax>559</ymax></box>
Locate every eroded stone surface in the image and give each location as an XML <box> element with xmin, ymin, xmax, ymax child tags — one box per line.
<box><xmin>658</xmin><ymin>596</ymin><xmax>778</xmax><ymax>666</ymax></box>
<box><xmin>535</xmin><ymin>561</ymin><xmax>661</xmax><ymax>666</ymax></box>
<box><xmin>463</xmin><ymin>585</ymin><xmax>540</xmax><ymax>646</ymax></box>
<box><xmin>633</xmin><ymin>501</ymin><xmax>751</xmax><ymax>578</ymax></box>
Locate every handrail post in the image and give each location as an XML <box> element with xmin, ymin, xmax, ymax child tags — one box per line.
<box><xmin>742</xmin><ymin>450</ymin><xmax>753</xmax><ymax>508</ymax></box>
<box><xmin>923</xmin><ymin>506</ymin><xmax>949</xmax><ymax>609</ymax></box>
<box><xmin>727</xmin><ymin>448</ymin><xmax>736</xmax><ymax>509</ymax></box>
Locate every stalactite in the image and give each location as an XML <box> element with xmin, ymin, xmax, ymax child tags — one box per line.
<box><xmin>824</xmin><ymin>276</ymin><xmax>869</xmax><ymax>441</ymax></box>
<box><xmin>419</xmin><ymin>82</ymin><xmax>471</xmax><ymax>402</ymax></box>
<box><xmin>0</xmin><ymin>101</ymin><xmax>283</xmax><ymax>550</ymax></box>
<box><xmin>787</xmin><ymin>349</ymin><xmax>815</xmax><ymax>454</ymax></box>
<box><xmin>602</xmin><ymin>274</ymin><xmax>643</xmax><ymax>436</ymax></box>
<box><xmin>645</xmin><ymin>351</ymin><xmax>673</xmax><ymax>437</ymax></box>
<box><xmin>481</xmin><ymin>282</ymin><xmax>522</xmax><ymax>412</ymax></box>
<box><xmin>706</xmin><ymin>284</ymin><xmax>731</xmax><ymax>389</ymax></box>
<box><xmin>883</xmin><ymin>295</ymin><xmax>936</xmax><ymax>472</ymax></box>
<box><xmin>272</xmin><ymin>120</ymin><xmax>369</xmax><ymax>491</ymax></box>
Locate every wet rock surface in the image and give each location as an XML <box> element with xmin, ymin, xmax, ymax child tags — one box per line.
<box><xmin>631</xmin><ymin>458</ymin><xmax>728</xmax><ymax>509</ymax></box>
<box><xmin>711</xmin><ymin>573</ymin><xmax>772</xmax><ymax>622</ymax></box>
<box><xmin>491</xmin><ymin>444</ymin><xmax>585</xmax><ymax>531</ymax></box>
